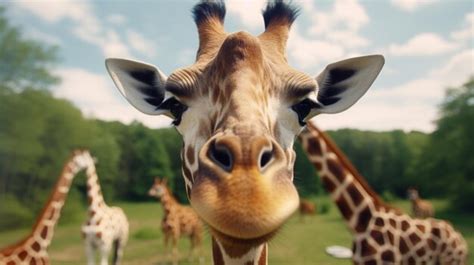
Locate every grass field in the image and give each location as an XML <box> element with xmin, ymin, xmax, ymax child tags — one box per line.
<box><xmin>0</xmin><ymin>197</ymin><xmax>472</xmax><ymax>264</ymax></box>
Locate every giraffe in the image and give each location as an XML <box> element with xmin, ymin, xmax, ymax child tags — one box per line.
<box><xmin>105</xmin><ymin>1</ymin><xmax>385</xmax><ymax>264</ymax></box>
<box><xmin>407</xmin><ymin>187</ymin><xmax>434</xmax><ymax>219</ymax></box>
<box><xmin>148</xmin><ymin>177</ymin><xmax>203</xmax><ymax>264</ymax></box>
<box><xmin>81</xmin><ymin>156</ymin><xmax>129</xmax><ymax>265</ymax></box>
<box><xmin>0</xmin><ymin>149</ymin><xmax>92</xmax><ymax>265</ymax></box>
<box><xmin>299</xmin><ymin>122</ymin><xmax>468</xmax><ymax>264</ymax></box>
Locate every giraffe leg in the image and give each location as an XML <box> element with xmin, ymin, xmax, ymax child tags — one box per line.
<box><xmin>171</xmin><ymin>234</ymin><xmax>179</xmax><ymax>265</ymax></box>
<box><xmin>112</xmin><ymin>239</ymin><xmax>124</xmax><ymax>265</ymax></box>
<box><xmin>99</xmin><ymin>241</ymin><xmax>112</xmax><ymax>265</ymax></box>
<box><xmin>85</xmin><ymin>240</ymin><xmax>96</xmax><ymax>265</ymax></box>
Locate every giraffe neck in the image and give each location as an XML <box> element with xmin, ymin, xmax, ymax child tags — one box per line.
<box><xmin>85</xmin><ymin>162</ymin><xmax>106</xmax><ymax>213</ymax></box>
<box><xmin>158</xmin><ymin>188</ymin><xmax>178</xmax><ymax>215</ymax></box>
<box><xmin>29</xmin><ymin>153</ymin><xmax>86</xmax><ymax>250</ymax></box>
<box><xmin>299</xmin><ymin>123</ymin><xmax>391</xmax><ymax>234</ymax></box>
<box><xmin>212</xmin><ymin>237</ymin><xmax>267</xmax><ymax>265</ymax></box>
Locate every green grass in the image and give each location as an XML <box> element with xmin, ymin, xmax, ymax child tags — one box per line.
<box><xmin>0</xmin><ymin>198</ymin><xmax>472</xmax><ymax>264</ymax></box>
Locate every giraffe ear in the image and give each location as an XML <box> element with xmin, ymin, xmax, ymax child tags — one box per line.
<box><xmin>314</xmin><ymin>55</ymin><xmax>384</xmax><ymax>114</ymax></box>
<box><xmin>105</xmin><ymin>58</ymin><xmax>171</xmax><ymax>116</ymax></box>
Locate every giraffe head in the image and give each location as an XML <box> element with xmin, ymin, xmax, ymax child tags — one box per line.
<box><xmin>148</xmin><ymin>177</ymin><xmax>168</xmax><ymax>199</ymax></box>
<box><xmin>106</xmin><ymin>1</ymin><xmax>384</xmax><ymax>246</ymax></box>
<box><xmin>407</xmin><ymin>187</ymin><xmax>420</xmax><ymax>200</ymax></box>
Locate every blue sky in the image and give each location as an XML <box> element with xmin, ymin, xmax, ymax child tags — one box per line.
<box><xmin>5</xmin><ymin>0</ymin><xmax>473</xmax><ymax>132</ymax></box>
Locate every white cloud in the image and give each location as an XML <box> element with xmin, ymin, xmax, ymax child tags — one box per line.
<box><xmin>107</xmin><ymin>14</ymin><xmax>127</xmax><ymax>26</ymax></box>
<box><xmin>26</xmin><ymin>29</ymin><xmax>62</xmax><ymax>45</ymax></box>
<box><xmin>13</xmin><ymin>0</ymin><xmax>156</xmax><ymax>59</ymax></box>
<box><xmin>391</xmin><ymin>0</ymin><xmax>439</xmax><ymax>12</ymax></box>
<box><xmin>451</xmin><ymin>12</ymin><xmax>474</xmax><ymax>42</ymax></box>
<box><xmin>288</xmin><ymin>25</ymin><xmax>345</xmax><ymax>70</ymax></box>
<box><xmin>126</xmin><ymin>30</ymin><xmax>156</xmax><ymax>58</ymax></box>
<box><xmin>226</xmin><ymin>0</ymin><xmax>265</xmax><ymax>29</ymax></box>
<box><xmin>387</xmin><ymin>33</ymin><xmax>459</xmax><ymax>56</ymax></box>
<box><xmin>307</xmin><ymin>0</ymin><xmax>369</xmax><ymax>36</ymax></box>
<box><xmin>316</xmin><ymin>48</ymin><xmax>474</xmax><ymax>132</ymax></box>
<box><xmin>54</xmin><ymin>68</ymin><xmax>172</xmax><ymax>128</ymax></box>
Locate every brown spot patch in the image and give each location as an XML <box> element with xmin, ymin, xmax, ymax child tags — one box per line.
<box><xmin>416</xmin><ymin>224</ymin><xmax>426</xmax><ymax>233</ymax></box>
<box><xmin>431</xmin><ymin>227</ymin><xmax>440</xmax><ymax>238</ymax></box>
<box><xmin>389</xmin><ymin>218</ymin><xmax>396</xmax><ymax>228</ymax></box>
<box><xmin>360</xmin><ymin>239</ymin><xmax>376</xmax><ymax>257</ymax></box>
<box><xmin>31</xmin><ymin>242</ymin><xmax>41</xmax><ymax>252</ymax></box>
<box><xmin>30</xmin><ymin>259</ymin><xmax>37</xmax><ymax>265</ymax></box>
<box><xmin>183</xmin><ymin>165</ymin><xmax>193</xmax><ymax>184</ymax></box>
<box><xmin>381</xmin><ymin>250</ymin><xmax>395</xmax><ymax>262</ymax></box>
<box><xmin>399</xmin><ymin>237</ymin><xmax>409</xmax><ymax>254</ymax></box>
<box><xmin>327</xmin><ymin>158</ymin><xmax>345</xmax><ymax>183</ymax></box>
<box><xmin>408</xmin><ymin>256</ymin><xmax>416</xmax><ymax>264</ymax></box>
<box><xmin>416</xmin><ymin>247</ymin><xmax>426</xmax><ymax>256</ymax></box>
<box><xmin>355</xmin><ymin>206</ymin><xmax>372</xmax><ymax>233</ymax></box>
<box><xmin>364</xmin><ymin>260</ymin><xmax>376</xmax><ymax>265</ymax></box>
<box><xmin>401</xmin><ymin>220</ymin><xmax>409</xmax><ymax>231</ymax></box>
<box><xmin>387</xmin><ymin>230</ymin><xmax>395</xmax><ymax>245</ymax></box>
<box><xmin>96</xmin><ymin>232</ymin><xmax>102</xmax><ymax>239</ymax></box>
<box><xmin>375</xmin><ymin>217</ymin><xmax>384</xmax><ymax>227</ymax></box>
<box><xmin>321</xmin><ymin>176</ymin><xmax>336</xmax><ymax>193</ymax></box>
<box><xmin>313</xmin><ymin>161</ymin><xmax>323</xmax><ymax>171</ymax></box>
<box><xmin>427</xmin><ymin>238</ymin><xmax>437</xmax><ymax>251</ymax></box>
<box><xmin>212</xmin><ymin>239</ymin><xmax>224</xmax><ymax>265</ymax></box>
<box><xmin>305</xmin><ymin>137</ymin><xmax>322</xmax><ymax>156</ymax></box>
<box><xmin>370</xmin><ymin>230</ymin><xmax>384</xmax><ymax>245</ymax></box>
<box><xmin>19</xmin><ymin>250</ymin><xmax>28</xmax><ymax>260</ymax></box>
<box><xmin>347</xmin><ymin>184</ymin><xmax>363</xmax><ymax>205</ymax></box>
<box><xmin>40</xmin><ymin>226</ymin><xmax>48</xmax><ymax>239</ymax></box>
<box><xmin>409</xmin><ymin>232</ymin><xmax>421</xmax><ymax>245</ymax></box>
<box><xmin>336</xmin><ymin>195</ymin><xmax>353</xmax><ymax>220</ymax></box>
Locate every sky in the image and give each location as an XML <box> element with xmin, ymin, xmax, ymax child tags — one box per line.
<box><xmin>4</xmin><ymin>0</ymin><xmax>473</xmax><ymax>132</ymax></box>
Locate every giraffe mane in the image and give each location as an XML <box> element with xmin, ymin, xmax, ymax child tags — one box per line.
<box><xmin>308</xmin><ymin>123</ymin><xmax>402</xmax><ymax>213</ymax></box>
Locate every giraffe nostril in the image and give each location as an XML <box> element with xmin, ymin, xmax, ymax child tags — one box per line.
<box><xmin>259</xmin><ymin>150</ymin><xmax>273</xmax><ymax>169</ymax></box>
<box><xmin>209</xmin><ymin>142</ymin><xmax>233</xmax><ymax>172</ymax></box>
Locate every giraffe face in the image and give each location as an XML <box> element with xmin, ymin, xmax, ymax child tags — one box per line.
<box><xmin>407</xmin><ymin>188</ymin><xmax>419</xmax><ymax>200</ymax></box>
<box><xmin>148</xmin><ymin>178</ymin><xmax>167</xmax><ymax>198</ymax></box>
<box><xmin>106</xmin><ymin>1</ymin><xmax>385</xmax><ymax>245</ymax></box>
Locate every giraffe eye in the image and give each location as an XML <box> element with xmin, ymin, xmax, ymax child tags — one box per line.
<box><xmin>159</xmin><ymin>97</ymin><xmax>188</xmax><ymax>126</ymax></box>
<box><xmin>291</xmin><ymin>98</ymin><xmax>319</xmax><ymax>126</ymax></box>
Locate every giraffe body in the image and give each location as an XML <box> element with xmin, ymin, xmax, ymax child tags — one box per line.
<box><xmin>148</xmin><ymin>178</ymin><xmax>202</xmax><ymax>263</ymax></box>
<box><xmin>81</xmin><ymin>157</ymin><xmax>129</xmax><ymax>265</ymax></box>
<box><xmin>408</xmin><ymin>188</ymin><xmax>434</xmax><ymax>219</ymax></box>
<box><xmin>0</xmin><ymin>150</ymin><xmax>92</xmax><ymax>265</ymax></box>
<box><xmin>299</xmin><ymin>123</ymin><xmax>468</xmax><ymax>265</ymax></box>
<box><xmin>106</xmin><ymin>1</ymin><xmax>385</xmax><ymax>263</ymax></box>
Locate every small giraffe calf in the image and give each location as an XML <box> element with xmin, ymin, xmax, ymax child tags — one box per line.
<box><xmin>148</xmin><ymin>178</ymin><xmax>203</xmax><ymax>263</ymax></box>
<box><xmin>408</xmin><ymin>187</ymin><xmax>435</xmax><ymax>219</ymax></box>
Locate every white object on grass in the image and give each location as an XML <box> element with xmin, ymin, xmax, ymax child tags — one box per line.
<box><xmin>325</xmin><ymin>245</ymin><xmax>353</xmax><ymax>259</ymax></box>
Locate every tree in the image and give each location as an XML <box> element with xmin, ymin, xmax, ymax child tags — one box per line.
<box><xmin>0</xmin><ymin>6</ymin><xmax>59</xmax><ymax>92</ymax></box>
<box><xmin>416</xmin><ymin>78</ymin><xmax>474</xmax><ymax>211</ymax></box>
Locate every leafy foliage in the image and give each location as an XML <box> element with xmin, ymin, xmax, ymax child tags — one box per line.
<box><xmin>0</xmin><ymin>6</ymin><xmax>59</xmax><ymax>92</ymax></box>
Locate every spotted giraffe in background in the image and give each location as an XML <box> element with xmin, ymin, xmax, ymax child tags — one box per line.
<box><xmin>299</xmin><ymin>122</ymin><xmax>468</xmax><ymax>264</ymax></box>
<box><xmin>81</xmin><ymin>156</ymin><xmax>129</xmax><ymax>265</ymax></box>
<box><xmin>105</xmin><ymin>0</ymin><xmax>385</xmax><ymax>263</ymax></box>
<box><xmin>148</xmin><ymin>178</ymin><xmax>203</xmax><ymax>264</ymax></box>
<box><xmin>0</xmin><ymin>150</ymin><xmax>91</xmax><ymax>265</ymax></box>
<box><xmin>408</xmin><ymin>187</ymin><xmax>434</xmax><ymax>219</ymax></box>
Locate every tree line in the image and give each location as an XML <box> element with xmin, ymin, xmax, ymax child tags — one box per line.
<box><xmin>0</xmin><ymin>6</ymin><xmax>472</xmax><ymax>231</ymax></box>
